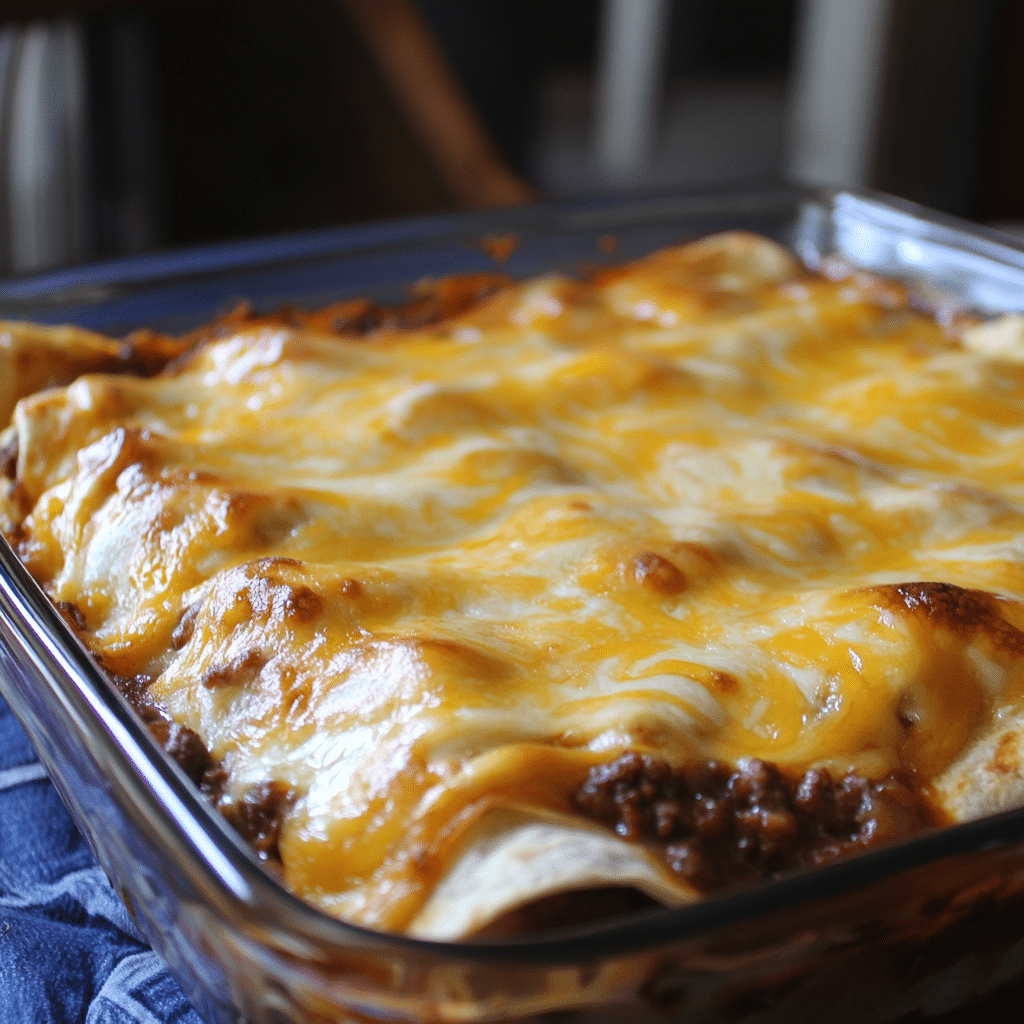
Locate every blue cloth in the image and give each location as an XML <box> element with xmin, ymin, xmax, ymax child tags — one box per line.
<box><xmin>0</xmin><ymin>694</ymin><xmax>203</xmax><ymax>1024</ymax></box>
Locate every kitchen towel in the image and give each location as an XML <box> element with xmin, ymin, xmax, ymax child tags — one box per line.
<box><xmin>0</xmin><ymin>694</ymin><xmax>201</xmax><ymax>1024</ymax></box>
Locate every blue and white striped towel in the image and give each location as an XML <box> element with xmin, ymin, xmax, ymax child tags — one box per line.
<box><xmin>0</xmin><ymin>694</ymin><xmax>202</xmax><ymax>1024</ymax></box>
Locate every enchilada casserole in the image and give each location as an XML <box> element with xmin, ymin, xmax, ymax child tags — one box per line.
<box><xmin>3</xmin><ymin>231</ymin><xmax>1023</xmax><ymax>938</ymax></box>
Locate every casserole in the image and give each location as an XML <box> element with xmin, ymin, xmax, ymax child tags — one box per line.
<box><xmin>4</xmin><ymin>184</ymin><xmax>1024</xmax><ymax>1022</ymax></box>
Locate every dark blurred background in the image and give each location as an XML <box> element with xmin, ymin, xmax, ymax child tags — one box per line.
<box><xmin>0</xmin><ymin>0</ymin><xmax>1020</xmax><ymax>273</ymax></box>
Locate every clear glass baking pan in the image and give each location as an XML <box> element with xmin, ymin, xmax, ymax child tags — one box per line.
<box><xmin>4</xmin><ymin>184</ymin><xmax>1024</xmax><ymax>1024</ymax></box>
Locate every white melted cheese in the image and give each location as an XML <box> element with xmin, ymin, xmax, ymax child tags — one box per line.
<box><xmin>8</xmin><ymin>232</ymin><xmax>1024</xmax><ymax>932</ymax></box>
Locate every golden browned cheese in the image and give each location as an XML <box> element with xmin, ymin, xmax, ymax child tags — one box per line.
<box><xmin>5</xmin><ymin>232</ymin><xmax>1024</xmax><ymax>936</ymax></box>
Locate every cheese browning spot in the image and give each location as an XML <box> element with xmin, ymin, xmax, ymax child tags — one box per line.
<box><xmin>0</xmin><ymin>432</ymin><xmax>16</xmax><ymax>480</ymax></box>
<box><xmin>285</xmin><ymin>585</ymin><xmax>323</xmax><ymax>622</ymax></box>
<box><xmin>201</xmin><ymin>648</ymin><xmax>267</xmax><ymax>689</ymax></box>
<box><xmin>632</xmin><ymin>551</ymin><xmax>687</xmax><ymax>596</ymax></box>
<box><xmin>709</xmin><ymin>671</ymin><xmax>739</xmax><ymax>695</ymax></box>
<box><xmin>876</xmin><ymin>582</ymin><xmax>1024</xmax><ymax>654</ymax></box>
<box><xmin>171</xmin><ymin>602</ymin><xmax>201</xmax><ymax>650</ymax></box>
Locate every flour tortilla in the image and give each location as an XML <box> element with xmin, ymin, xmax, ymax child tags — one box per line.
<box><xmin>0</xmin><ymin>319</ymin><xmax>191</xmax><ymax>429</ymax></box>
<box><xmin>407</xmin><ymin>807</ymin><xmax>697</xmax><ymax>940</ymax></box>
<box><xmin>0</xmin><ymin>321</ymin><xmax>129</xmax><ymax>427</ymax></box>
<box><xmin>932</xmin><ymin>702</ymin><xmax>1024</xmax><ymax>823</ymax></box>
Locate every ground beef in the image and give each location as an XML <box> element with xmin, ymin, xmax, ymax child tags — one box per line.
<box><xmin>219</xmin><ymin>781</ymin><xmax>294</xmax><ymax>866</ymax></box>
<box><xmin>573</xmin><ymin>752</ymin><xmax>935</xmax><ymax>892</ymax></box>
<box><xmin>104</xmin><ymin>664</ymin><xmax>290</xmax><ymax>866</ymax></box>
<box><xmin>136</xmin><ymin>703</ymin><xmax>225</xmax><ymax>796</ymax></box>
<box><xmin>179</xmin><ymin>272</ymin><xmax>512</xmax><ymax>344</ymax></box>
<box><xmin>56</xmin><ymin>600</ymin><xmax>88</xmax><ymax>632</ymax></box>
<box><xmin>318</xmin><ymin>273</ymin><xmax>511</xmax><ymax>335</ymax></box>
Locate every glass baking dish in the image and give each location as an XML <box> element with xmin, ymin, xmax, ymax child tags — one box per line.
<box><xmin>4</xmin><ymin>184</ymin><xmax>1024</xmax><ymax>1024</ymax></box>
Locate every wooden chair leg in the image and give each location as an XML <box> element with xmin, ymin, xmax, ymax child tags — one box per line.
<box><xmin>340</xmin><ymin>0</ymin><xmax>535</xmax><ymax>209</ymax></box>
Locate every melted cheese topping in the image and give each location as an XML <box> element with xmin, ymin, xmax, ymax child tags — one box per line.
<box><xmin>8</xmin><ymin>232</ymin><xmax>1024</xmax><ymax>932</ymax></box>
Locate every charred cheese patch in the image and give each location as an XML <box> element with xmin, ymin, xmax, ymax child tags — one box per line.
<box><xmin>5</xmin><ymin>232</ymin><xmax>1024</xmax><ymax>935</ymax></box>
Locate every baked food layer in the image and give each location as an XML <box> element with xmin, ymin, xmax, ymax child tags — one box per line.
<box><xmin>4</xmin><ymin>233</ymin><xmax>1024</xmax><ymax>937</ymax></box>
